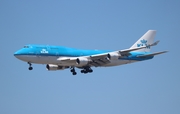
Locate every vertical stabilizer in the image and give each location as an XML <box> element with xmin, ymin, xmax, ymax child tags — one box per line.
<box><xmin>130</xmin><ymin>30</ymin><xmax>156</xmax><ymax>52</ymax></box>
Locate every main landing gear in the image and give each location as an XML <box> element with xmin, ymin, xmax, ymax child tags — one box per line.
<box><xmin>70</xmin><ymin>67</ymin><xmax>77</xmax><ymax>75</ymax></box>
<box><xmin>70</xmin><ymin>67</ymin><xmax>93</xmax><ymax>75</ymax></box>
<box><xmin>81</xmin><ymin>67</ymin><xmax>93</xmax><ymax>74</ymax></box>
<box><xmin>28</xmin><ymin>62</ymin><xmax>33</xmax><ymax>70</ymax></box>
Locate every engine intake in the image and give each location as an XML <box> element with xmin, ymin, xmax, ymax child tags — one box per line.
<box><xmin>76</xmin><ymin>57</ymin><xmax>89</xmax><ymax>66</ymax></box>
<box><xmin>46</xmin><ymin>64</ymin><xmax>67</xmax><ymax>71</ymax></box>
<box><xmin>107</xmin><ymin>52</ymin><xmax>120</xmax><ymax>60</ymax></box>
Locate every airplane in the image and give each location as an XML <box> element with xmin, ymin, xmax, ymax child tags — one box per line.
<box><xmin>14</xmin><ymin>30</ymin><xmax>167</xmax><ymax>75</ymax></box>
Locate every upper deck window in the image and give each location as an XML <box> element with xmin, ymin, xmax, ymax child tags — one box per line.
<box><xmin>24</xmin><ymin>46</ymin><xmax>29</xmax><ymax>48</ymax></box>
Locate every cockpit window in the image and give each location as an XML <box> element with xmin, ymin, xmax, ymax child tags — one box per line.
<box><xmin>24</xmin><ymin>46</ymin><xmax>29</xmax><ymax>48</ymax></box>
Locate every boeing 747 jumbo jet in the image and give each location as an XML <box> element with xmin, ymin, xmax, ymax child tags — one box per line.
<box><xmin>14</xmin><ymin>30</ymin><xmax>167</xmax><ymax>75</ymax></box>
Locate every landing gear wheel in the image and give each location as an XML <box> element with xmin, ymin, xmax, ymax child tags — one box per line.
<box><xmin>81</xmin><ymin>70</ymin><xmax>84</xmax><ymax>73</ymax></box>
<box><xmin>84</xmin><ymin>70</ymin><xmax>88</xmax><ymax>74</ymax></box>
<box><xmin>29</xmin><ymin>67</ymin><xmax>33</xmax><ymax>70</ymax></box>
<box><xmin>80</xmin><ymin>67</ymin><xmax>93</xmax><ymax>74</ymax></box>
<box><xmin>71</xmin><ymin>69</ymin><xmax>75</xmax><ymax>72</ymax></box>
<box><xmin>73</xmin><ymin>72</ymin><xmax>77</xmax><ymax>75</ymax></box>
<box><xmin>89</xmin><ymin>69</ymin><xmax>93</xmax><ymax>73</ymax></box>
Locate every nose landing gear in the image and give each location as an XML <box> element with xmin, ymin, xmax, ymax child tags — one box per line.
<box><xmin>28</xmin><ymin>62</ymin><xmax>33</xmax><ymax>70</ymax></box>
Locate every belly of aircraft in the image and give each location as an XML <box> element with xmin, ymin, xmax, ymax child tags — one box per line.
<box><xmin>16</xmin><ymin>55</ymin><xmax>138</xmax><ymax>67</ymax></box>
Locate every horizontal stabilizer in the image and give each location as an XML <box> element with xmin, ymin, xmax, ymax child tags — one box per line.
<box><xmin>120</xmin><ymin>41</ymin><xmax>160</xmax><ymax>55</ymax></box>
<box><xmin>137</xmin><ymin>51</ymin><xmax>168</xmax><ymax>58</ymax></box>
<box><xmin>151</xmin><ymin>40</ymin><xmax>160</xmax><ymax>46</ymax></box>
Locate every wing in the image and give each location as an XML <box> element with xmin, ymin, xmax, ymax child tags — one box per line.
<box><xmin>57</xmin><ymin>54</ymin><xmax>110</xmax><ymax>67</ymax></box>
<box><xmin>89</xmin><ymin>54</ymin><xmax>110</xmax><ymax>67</ymax></box>
<box><xmin>57</xmin><ymin>57</ymin><xmax>77</xmax><ymax>64</ymax></box>
<box><xmin>56</xmin><ymin>41</ymin><xmax>160</xmax><ymax>67</ymax></box>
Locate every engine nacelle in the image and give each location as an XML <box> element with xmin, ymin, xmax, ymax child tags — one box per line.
<box><xmin>107</xmin><ymin>52</ymin><xmax>121</xmax><ymax>60</ymax></box>
<box><xmin>76</xmin><ymin>57</ymin><xmax>89</xmax><ymax>66</ymax></box>
<box><xmin>46</xmin><ymin>64</ymin><xmax>66</xmax><ymax>71</ymax></box>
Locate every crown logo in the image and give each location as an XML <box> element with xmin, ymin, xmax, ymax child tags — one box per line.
<box><xmin>41</xmin><ymin>49</ymin><xmax>49</xmax><ymax>54</ymax></box>
<box><xmin>141</xmin><ymin>39</ymin><xmax>147</xmax><ymax>44</ymax></box>
<box><xmin>137</xmin><ymin>39</ymin><xmax>150</xmax><ymax>49</ymax></box>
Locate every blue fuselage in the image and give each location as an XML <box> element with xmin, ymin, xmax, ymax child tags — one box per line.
<box><xmin>14</xmin><ymin>44</ymin><xmax>153</xmax><ymax>66</ymax></box>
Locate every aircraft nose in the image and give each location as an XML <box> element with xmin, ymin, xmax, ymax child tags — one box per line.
<box><xmin>14</xmin><ymin>49</ymin><xmax>26</xmax><ymax>61</ymax></box>
<box><xmin>14</xmin><ymin>50</ymin><xmax>20</xmax><ymax>56</ymax></box>
<box><xmin>14</xmin><ymin>50</ymin><xmax>23</xmax><ymax>58</ymax></box>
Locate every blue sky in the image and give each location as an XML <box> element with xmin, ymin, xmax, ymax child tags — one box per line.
<box><xmin>0</xmin><ymin>0</ymin><xmax>179</xmax><ymax>114</ymax></box>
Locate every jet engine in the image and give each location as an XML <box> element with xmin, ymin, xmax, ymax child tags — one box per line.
<box><xmin>76</xmin><ymin>57</ymin><xmax>89</xmax><ymax>66</ymax></box>
<box><xmin>107</xmin><ymin>52</ymin><xmax>121</xmax><ymax>60</ymax></box>
<box><xmin>46</xmin><ymin>64</ymin><xmax>67</xmax><ymax>71</ymax></box>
